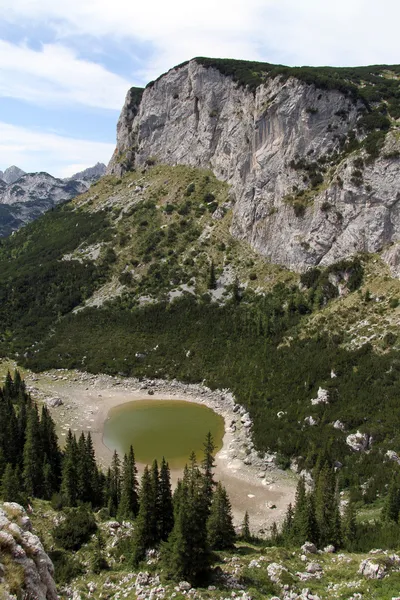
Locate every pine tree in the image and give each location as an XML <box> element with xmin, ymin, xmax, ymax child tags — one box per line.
<box><xmin>208</xmin><ymin>261</ymin><xmax>217</xmax><ymax>290</ymax></box>
<box><xmin>23</xmin><ymin>405</ymin><xmax>43</xmax><ymax>497</ymax></box>
<box><xmin>162</xmin><ymin>456</ymin><xmax>211</xmax><ymax>584</ymax></box>
<box><xmin>40</xmin><ymin>405</ymin><xmax>61</xmax><ymax>493</ymax></box>
<box><xmin>342</xmin><ymin>500</ymin><xmax>357</xmax><ymax>550</ymax></box>
<box><xmin>61</xmin><ymin>430</ymin><xmax>78</xmax><ymax>506</ymax></box>
<box><xmin>158</xmin><ymin>457</ymin><xmax>174</xmax><ymax>542</ymax></box>
<box><xmin>108</xmin><ymin>450</ymin><xmax>121</xmax><ymax>516</ymax></box>
<box><xmin>118</xmin><ymin>446</ymin><xmax>139</xmax><ymax>520</ymax></box>
<box><xmin>282</xmin><ymin>503</ymin><xmax>294</xmax><ymax>541</ymax></box>
<box><xmin>201</xmin><ymin>432</ymin><xmax>216</xmax><ymax>512</ymax></box>
<box><xmin>292</xmin><ymin>477</ymin><xmax>308</xmax><ymax>544</ymax></box>
<box><xmin>314</xmin><ymin>463</ymin><xmax>341</xmax><ymax>547</ymax></box>
<box><xmin>242</xmin><ymin>511</ymin><xmax>251</xmax><ymax>541</ymax></box>
<box><xmin>1</xmin><ymin>463</ymin><xmax>23</xmax><ymax>503</ymax></box>
<box><xmin>132</xmin><ymin>466</ymin><xmax>155</xmax><ymax>565</ymax></box>
<box><xmin>150</xmin><ymin>459</ymin><xmax>160</xmax><ymax>544</ymax></box>
<box><xmin>207</xmin><ymin>482</ymin><xmax>236</xmax><ymax>550</ymax></box>
<box><xmin>383</xmin><ymin>475</ymin><xmax>400</xmax><ymax>522</ymax></box>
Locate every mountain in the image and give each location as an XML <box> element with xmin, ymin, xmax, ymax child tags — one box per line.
<box><xmin>108</xmin><ymin>58</ymin><xmax>400</xmax><ymax>272</ymax></box>
<box><xmin>68</xmin><ymin>161</ymin><xmax>106</xmax><ymax>183</ymax></box>
<box><xmin>1</xmin><ymin>57</ymin><xmax>400</xmax><ymax>525</ymax></box>
<box><xmin>0</xmin><ymin>164</ymin><xmax>106</xmax><ymax>237</ymax></box>
<box><xmin>1</xmin><ymin>165</ymin><xmax>26</xmax><ymax>184</ymax></box>
<box><xmin>0</xmin><ymin>172</ymin><xmax>86</xmax><ymax>237</ymax></box>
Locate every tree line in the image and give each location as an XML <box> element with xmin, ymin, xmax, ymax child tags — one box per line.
<box><xmin>0</xmin><ymin>371</ymin><xmax>236</xmax><ymax>584</ymax></box>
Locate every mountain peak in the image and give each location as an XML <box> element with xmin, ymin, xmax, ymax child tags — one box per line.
<box><xmin>1</xmin><ymin>165</ymin><xmax>26</xmax><ymax>185</ymax></box>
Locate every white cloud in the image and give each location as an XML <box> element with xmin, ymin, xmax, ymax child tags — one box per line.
<box><xmin>0</xmin><ymin>122</ymin><xmax>114</xmax><ymax>177</ymax></box>
<box><xmin>0</xmin><ymin>40</ymin><xmax>131</xmax><ymax>109</ymax></box>
<box><xmin>1</xmin><ymin>0</ymin><xmax>399</xmax><ymax>84</ymax></box>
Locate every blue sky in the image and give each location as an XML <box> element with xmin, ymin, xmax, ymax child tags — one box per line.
<box><xmin>0</xmin><ymin>0</ymin><xmax>398</xmax><ymax>178</ymax></box>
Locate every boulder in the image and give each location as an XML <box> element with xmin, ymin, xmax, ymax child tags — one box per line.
<box><xmin>301</xmin><ymin>542</ymin><xmax>317</xmax><ymax>554</ymax></box>
<box><xmin>178</xmin><ymin>581</ymin><xmax>192</xmax><ymax>591</ymax></box>
<box><xmin>358</xmin><ymin>558</ymin><xmax>386</xmax><ymax>579</ymax></box>
<box><xmin>311</xmin><ymin>387</ymin><xmax>329</xmax><ymax>405</ymax></box>
<box><xmin>346</xmin><ymin>431</ymin><xmax>371</xmax><ymax>452</ymax></box>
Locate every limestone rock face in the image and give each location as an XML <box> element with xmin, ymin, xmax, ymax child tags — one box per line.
<box><xmin>0</xmin><ymin>502</ymin><xmax>58</xmax><ymax>600</ymax></box>
<box><xmin>108</xmin><ymin>59</ymin><xmax>400</xmax><ymax>271</ymax></box>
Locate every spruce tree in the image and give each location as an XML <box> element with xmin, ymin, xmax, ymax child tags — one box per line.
<box><xmin>292</xmin><ymin>477</ymin><xmax>308</xmax><ymax>544</ymax></box>
<box><xmin>162</xmin><ymin>456</ymin><xmax>211</xmax><ymax>584</ymax></box>
<box><xmin>314</xmin><ymin>463</ymin><xmax>341</xmax><ymax>547</ymax></box>
<box><xmin>118</xmin><ymin>446</ymin><xmax>139</xmax><ymax>520</ymax></box>
<box><xmin>208</xmin><ymin>261</ymin><xmax>217</xmax><ymax>290</ymax></box>
<box><xmin>158</xmin><ymin>457</ymin><xmax>174</xmax><ymax>542</ymax></box>
<box><xmin>132</xmin><ymin>466</ymin><xmax>155</xmax><ymax>565</ymax></box>
<box><xmin>23</xmin><ymin>405</ymin><xmax>43</xmax><ymax>497</ymax></box>
<box><xmin>201</xmin><ymin>432</ymin><xmax>216</xmax><ymax>512</ymax></box>
<box><xmin>1</xmin><ymin>463</ymin><xmax>22</xmax><ymax>502</ymax></box>
<box><xmin>60</xmin><ymin>430</ymin><xmax>78</xmax><ymax>506</ymax></box>
<box><xmin>383</xmin><ymin>475</ymin><xmax>400</xmax><ymax>522</ymax></box>
<box><xmin>207</xmin><ymin>482</ymin><xmax>236</xmax><ymax>550</ymax></box>
<box><xmin>282</xmin><ymin>503</ymin><xmax>294</xmax><ymax>542</ymax></box>
<box><xmin>342</xmin><ymin>500</ymin><xmax>357</xmax><ymax>549</ymax></box>
<box><xmin>242</xmin><ymin>510</ymin><xmax>251</xmax><ymax>541</ymax></box>
<box><xmin>108</xmin><ymin>450</ymin><xmax>121</xmax><ymax>516</ymax></box>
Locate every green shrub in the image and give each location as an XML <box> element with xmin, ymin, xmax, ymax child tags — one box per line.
<box><xmin>52</xmin><ymin>506</ymin><xmax>97</xmax><ymax>551</ymax></box>
<box><xmin>49</xmin><ymin>550</ymin><xmax>83</xmax><ymax>584</ymax></box>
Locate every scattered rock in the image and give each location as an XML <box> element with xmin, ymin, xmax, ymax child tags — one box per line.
<box><xmin>46</xmin><ymin>397</ymin><xmax>63</xmax><ymax>408</ymax></box>
<box><xmin>311</xmin><ymin>387</ymin><xmax>329</xmax><ymax>405</ymax></box>
<box><xmin>358</xmin><ymin>558</ymin><xmax>386</xmax><ymax>579</ymax></box>
<box><xmin>301</xmin><ymin>542</ymin><xmax>318</xmax><ymax>554</ymax></box>
<box><xmin>346</xmin><ymin>431</ymin><xmax>372</xmax><ymax>452</ymax></box>
<box><xmin>178</xmin><ymin>581</ymin><xmax>192</xmax><ymax>591</ymax></box>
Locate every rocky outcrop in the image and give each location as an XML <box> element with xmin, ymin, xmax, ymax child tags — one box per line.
<box><xmin>68</xmin><ymin>162</ymin><xmax>106</xmax><ymax>184</ymax></box>
<box><xmin>108</xmin><ymin>59</ymin><xmax>400</xmax><ymax>271</ymax></box>
<box><xmin>0</xmin><ymin>502</ymin><xmax>58</xmax><ymax>600</ymax></box>
<box><xmin>1</xmin><ymin>166</ymin><xmax>26</xmax><ymax>185</ymax></box>
<box><xmin>0</xmin><ymin>172</ymin><xmax>86</xmax><ymax>237</ymax></box>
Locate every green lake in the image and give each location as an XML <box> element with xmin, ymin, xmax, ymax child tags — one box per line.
<box><xmin>103</xmin><ymin>399</ymin><xmax>225</xmax><ymax>469</ymax></box>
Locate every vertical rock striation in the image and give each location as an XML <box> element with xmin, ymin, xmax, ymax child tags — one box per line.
<box><xmin>108</xmin><ymin>59</ymin><xmax>400</xmax><ymax>271</ymax></box>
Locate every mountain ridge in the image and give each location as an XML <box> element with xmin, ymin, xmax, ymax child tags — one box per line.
<box><xmin>108</xmin><ymin>57</ymin><xmax>400</xmax><ymax>272</ymax></box>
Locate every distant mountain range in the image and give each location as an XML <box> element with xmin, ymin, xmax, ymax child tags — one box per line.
<box><xmin>0</xmin><ymin>162</ymin><xmax>106</xmax><ymax>237</ymax></box>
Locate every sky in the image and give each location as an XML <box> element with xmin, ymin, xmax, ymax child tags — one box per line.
<box><xmin>0</xmin><ymin>0</ymin><xmax>399</xmax><ymax>178</ymax></box>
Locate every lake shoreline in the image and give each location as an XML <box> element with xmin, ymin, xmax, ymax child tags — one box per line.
<box><xmin>1</xmin><ymin>360</ymin><xmax>296</xmax><ymax>535</ymax></box>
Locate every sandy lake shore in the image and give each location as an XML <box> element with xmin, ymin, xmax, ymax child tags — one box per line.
<box><xmin>1</xmin><ymin>359</ymin><xmax>296</xmax><ymax>535</ymax></box>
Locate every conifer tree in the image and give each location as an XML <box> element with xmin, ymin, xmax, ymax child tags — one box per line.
<box><xmin>1</xmin><ymin>463</ymin><xmax>22</xmax><ymax>502</ymax></box>
<box><xmin>118</xmin><ymin>446</ymin><xmax>139</xmax><ymax>520</ymax></box>
<box><xmin>207</xmin><ymin>482</ymin><xmax>236</xmax><ymax>550</ymax></box>
<box><xmin>314</xmin><ymin>464</ymin><xmax>341</xmax><ymax>547</ymax></box>
<box><xmin>201</xmin><ymin>432</ymin><xmax>216</xmax><ymax>511</ymax></box>
<box><xmin>162</xmin><ymin>455</ymin><xmax>211</xmax><ymax>584</ymax></box>
<box><xmin>149</xmin><ymin>459</ymin><xmax>160</xmax><ymax>543</ymax></box>
<box><xmin>208</xmin><ymin>261</ymin><xmax>217</xmax><ymax>290</ymax></box>
<box><xmin>108</xmin><ymin>450</ymin><xmax>121</xmax><ymax>516</ymax></box>
<box><xmin>383</xmin><ymin>475</ymin><xmax>400</xmax><ymax>522</ymax></box>
<box><xmin>242</xmin><ymin>510</ymin><xmax>251</xmax><ymax>541</ymax></box>
<box><xmin>292</xmin><ymin>477</ymin><xmax>308</xmax><ymax>544</ymax></box>
<box><xmin>61</xmin><ymin>430</ymin><xmax>78</xmax><ymax>506</ymax></box>
<box><xmin>342</xmin><ymin>499</ymin><xmax>357</xmax><ymax>549</ymax></box>
<box><xmin>158</xmin><ymin>457</ymin><xmax>174</xmax><ymax>541</ymax></box>
<box><xmin>40</xmin><ymin>405</ymin><xmax>61</xmax><ymax>492</ymax></box>
<box><xmin>282</xmin><ymin>503</ymin><xmax>294</xmax><ymax>541</ymax></box>
<box><xmin>132</xmin><ymin>466</ymin><xmax>155</xmax><ymax>565</ymax></box>
<box><xmin>23</xmin><ymin>405</ymin><xmax>43</xmax><ymax>497</ymax></box>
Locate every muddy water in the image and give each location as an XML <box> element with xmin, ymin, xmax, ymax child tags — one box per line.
<box><xmin>103</xmin><ymin>399</ymin><xmax>224</xmax><ymax>469</ymax></box>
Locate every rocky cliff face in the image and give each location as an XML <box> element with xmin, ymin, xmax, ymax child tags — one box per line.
<box><xmin>0</xmin><ymin>173</ymin><xmax>86</xmax><ymax>237</ymax></box>
<box><xmin>0</xmin><ymin>502</ymin><xmax>58</xmax><ymax>600</ymax></box>
<box><xmin>108</xmin><ymin>59</ymin><xmax>400</xmax><ymax>271</ymax></box>
<box><xmin>1</xmin><ymin>166</ymin><xmax>26</xmax><ymax>185</ymax></box>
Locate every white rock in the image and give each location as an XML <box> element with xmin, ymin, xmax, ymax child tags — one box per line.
<box><xmin>346</xmin><ymin>431</ymin><xmax>371</xmax><ymax>452</ymax></box>
<box><xmin>310</xmin><ymin>387</ymin><xmax>329</xmax><ymax>405</ymax></box>
<box><xmin>301</xmin><ymin>542</ymin><xmax>317</xmax><ymax>554</ymax></box>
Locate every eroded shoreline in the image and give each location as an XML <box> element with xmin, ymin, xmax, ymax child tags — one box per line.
<box><xmin>2</xmin><ymin>361</ymin><xmax>296</xmax><ymax>534</ymax></box>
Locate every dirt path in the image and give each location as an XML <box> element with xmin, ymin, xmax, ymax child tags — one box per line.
<box><xmin>1</xmin><ymin>360</ymin><xmax>296</xmax><ymax>535</ymax></box>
